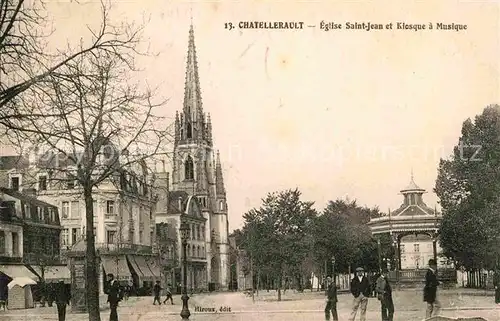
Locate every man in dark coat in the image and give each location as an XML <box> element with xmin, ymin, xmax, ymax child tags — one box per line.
<box><xmin>349</xmin><ymin>267</ymin><xmax>371</xmax><ymax>321</ymax></box>
<box><xmin>153</xmin><ymin>280</ymin><xmax>162</xmax><ymax>305</ymax></box>
<box><xmin>54</xmin><ymin>280</ymin><xmax>70</xmax><ymax>321</ymax></box>
<box><xmin>376</xmin><ymin>268</ymin><xmax>394</xmax><ymax>321</ymax></box>
<box><xmin>424</xmin><ymin>259</ymin><xmax>441</xmax><ymax>318</ymax></box>
<box><xmin>106</xmin><ymin>273</ymin><xmax>121</xmax><ymax>321</ymax></box>
<box><xmin>493</xmin><ymin>268</ymin><xmax>500</xmax><ymax>304</ymax></box>
<box><xmin>324</xmin><ymin>276</ymin><xmax>338</xmax><ymax>321</ymax></box>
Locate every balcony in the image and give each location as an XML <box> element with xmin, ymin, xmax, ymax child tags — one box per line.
<box><xmin>95</xmin><ymin>242</ymin><xmax>153</xmax><ymax>255</ymax></box>
<box><xmin>104</xmin><ymin>214</ymin><xmax>118</xmax><ymax>223</ymax></box>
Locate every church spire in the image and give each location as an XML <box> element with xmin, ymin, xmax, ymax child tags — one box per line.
<box><xmin>175</xmin><ymin>23</ymin><xmax>212</xmax><ymax>146</ymax></box>
<box><xmin>215</xmin><ymin>150</ymin><xmax>226</xmax><ymax>196</ymax></box>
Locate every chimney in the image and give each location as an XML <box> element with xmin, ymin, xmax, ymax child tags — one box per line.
<box><xmin>28</xmin><ymin>146</ymin><xmax>39</xmax><ymax>168</ymax></box>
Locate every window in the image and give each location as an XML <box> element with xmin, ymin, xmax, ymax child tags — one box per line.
<box><xmin>184</xmin><ymin>156</ymin><xmax>194</xmax><ymax>180</ymax></box>
<box><xmin>197</xmin><ymin>246</ymin><xmax>200</xmax><ymax>257</ymax></box>
<box><xmin>410</xmin><ymin>194</ymin><xmax>415</xmax><ymax>205</ymax></box>
<box><xmin>12</xmin><ymin>232</ymin><xmax>18</xmax><ymax>255</ymax></box>
<box><xmin>190</xmin><ymin>224</ymin><xmax>194</xmax><ymax>240</ymax></box>
<box><xmin>61</xmin><ymin>201</ymin><xmax>69</xmax><ymax>218</ymax></box>
<box><xmin>71</xmin><ymin>228</ymin><xmax>78</xmax><ymax>244</ymax></box>
<box><xmin>414</xmin><ymin>244</ymin><xmax>420</xmax><ymax>253</ymax></box>
<box><xmin>67</xmin><ymin>176</ymin><xmax>75</xmax><ymax>189</ymax></box>
<box><xmin>71</xmin><ymin>201</ymin><xmax>79</xmax><ymax>218</ymax></box>
<box><xmin>38</xmin><ymin>175</ymin><xmax>47</xmax><ymax>191</ymax></box>
<box><xmin>61</xmin><ymin>229</ymin><xmax>69</xmax><ymax>246</ymax></box>
<box><xmin>107</xmin><ymin>231</ymin><xmax>116</xmax><ymax>244</ymax></box>
<box><xmin>219</xmin><ymin>201</ymin><xmax>224</xmax><ymax>211</ymax></box>
<box><xmin>139</xmin><ymin>231</ymin><xmax>143</xmax><ymax>243</ymax></box>
<box><xmin>10</xmin><ymin>176</ymin><xmax>20</xmax><ymax>191</ymax></box>
<box><xmin>106</xmin><ymin>201</ymin><xmax>115</xmax><ymax>215</ymax></box>
<box><xmin>150</xmin><ymin>231</ymin><xmax>154</xmax><ymax>245</ymax></box>
<box><xmin>186</xmin><ymin>123</ymin><xmax>192</xmax><ymax>139</ymax></box>
<box><xmin>201</xmin><ymin>225</ymin><xmax>205</xmax><ymax>240</ymax></box>
<box><xmin>24</xmin><ymin>204</ymin><xmax>31</xmax><ymax>219</ymax></box>
<box><xmin>196</xmin><ymin>226</ymin><xmax>200</xmax><ymax>240</ymax></box>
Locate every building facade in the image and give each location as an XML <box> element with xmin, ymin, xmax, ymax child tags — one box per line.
<box><xmin>0</xmin><ymin>186</ymin><xmax>69</xmax><ymax>306</ymax></box>
<box><xmin>0</xmin><ymin>152</ymin><xmax>160</xmax><ymax>294</ymax></box>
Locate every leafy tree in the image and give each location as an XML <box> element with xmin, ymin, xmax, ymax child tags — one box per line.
<box><xmin>435</xmin><ymin>104</ymin><xmax>500</xmax><ymax>270</ymax></box>
<box><xmin>240</xmin><ymin>188</ymin><xmax>316</xmax><ymax>301</ymax></box>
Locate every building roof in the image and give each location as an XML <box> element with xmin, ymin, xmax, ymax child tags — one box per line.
<box><xmin>0</xmin><ymin>187</ymin><xmax>57</xmax><ymax>208</ymax></box>
<box><xmin>400</xmin><ymin>176</ymin><xmax>425</xmax><ymax>193</ymax></box>
<box><xmin>0</xmin><ymin>155</ymin><xmax>29</xmax><ymax>170</ymax></box>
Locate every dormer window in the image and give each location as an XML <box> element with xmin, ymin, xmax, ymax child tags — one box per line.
<box><xmin>9</xmin><ymin>175</ymin><xmax>21</xmax><ymax>191</ymax></box>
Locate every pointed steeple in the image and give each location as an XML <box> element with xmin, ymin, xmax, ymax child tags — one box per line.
<box><xmin>176</xmin><ymin>23</ymin><xmax>212</xmax><ymax>146</ymax></box>
<box><xmin>215</xmin><ymin>150</ymin><xmax>226</xmax><ymax>196</ymax></box>
<box><xmin>183</xmin><ymin>23</ymin><xmax>203</xmax><ymax>122</ymax></box>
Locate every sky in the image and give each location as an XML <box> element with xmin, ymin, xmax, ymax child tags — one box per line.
<box><xmin>3</xmin><ymin>0</ymin><xmax>499</xmax><ymax>231</ymax></box>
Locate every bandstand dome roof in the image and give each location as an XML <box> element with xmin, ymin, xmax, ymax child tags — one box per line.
<box><xmin>400</xmin><ymin>175</ymin><xmax>425</xmax><ymax>193</ymax></box>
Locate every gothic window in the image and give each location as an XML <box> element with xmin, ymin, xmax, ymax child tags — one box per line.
<box><xmin>186</xmin><ymin>123</ymin><xmax>192</xmax><ymax>139</ymax></box>
<box><xmin>184</xmin><ymin>156</ymin><xmax>194</xmax><ymax>180</ymax></box>
<box><xmin>219</xmin><ymin>200</ymin><xmax>224</xmax><ymax>211</ymax></box>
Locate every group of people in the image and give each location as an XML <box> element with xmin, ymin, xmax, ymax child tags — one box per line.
<box><xmin>324</xmin><ymin>258</ymin><xmax>442</xmax><ymax>321</ymax></box>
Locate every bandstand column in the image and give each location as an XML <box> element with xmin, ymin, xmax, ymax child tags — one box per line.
<box><xmin>432</xmin><ymin>233</ymin><xmax>438</xmax><ymax>268</ymax></box>
<box><xmin>376</xmin><ymin>236</ymin><xmax>382</xmax><ymax>272</ymax></box>
<box><xmin>391</xmin><ymin>233</ymin><xmax>400</xmax><ymax>286</ymax></box>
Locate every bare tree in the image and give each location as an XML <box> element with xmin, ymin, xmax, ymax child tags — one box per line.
<box><xmin>0</xmin><ymin>0</ymin><xmax>145</xmax><ymax>130</ymax></box>
<box><xmin>2</xmin><ymin>33</ymin><xmax>171</xmax><ymax>318</ymax></box>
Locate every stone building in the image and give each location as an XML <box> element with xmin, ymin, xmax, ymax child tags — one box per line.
<box><xmin>0</xmin><ymin>186</ymin><xmax>69</xmax><ymax>305</ymax></box>
<box><xmin>0</xmin><ymin>149</ymin><xmax>160</xmax><ymax>294</ymax></box>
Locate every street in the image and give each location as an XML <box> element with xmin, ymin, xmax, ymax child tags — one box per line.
<box><xmin>1</xmin><ymin>289</ymin><xmax>499</xmax><ymax>321</ymax></box>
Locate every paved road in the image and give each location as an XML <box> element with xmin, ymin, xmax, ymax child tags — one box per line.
<box><xmin>1</xmin><ymin>289</ymin><xmax>499</xmax><ymax>321</ymax></box>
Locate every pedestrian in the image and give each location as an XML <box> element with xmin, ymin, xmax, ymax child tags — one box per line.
<box><xmin>349</xmin><ymin>267</ymin><xmax>371</xmax><ymax>321</ymax></box>
<box><xmin>324</xmin><ymin>276</ymin><xmax>338</xmax><ymax>321</ymax></box>
<box><xmin>106</xmin><ymin>273</ymin><xmax>121</xmax><ymax>321</ymax></box>
<box><xmin>163</xmin><ymin>283</ymin><xmax>174</xmax><ymax>305</ymax></box>
<box><xmin>153</xmin><ymin>280</ymin><xmax>162</xmax><ymax>305</ymax></box>
<box><xmin>424</xmin><ymin>259</ymin><xmax>441</xmax><ymax>318</ymax></box>
<box><xmin>0</xmin><ymin>281</ymin><xmax>7</xmax><ymax>311</ymax></box>
<box><xmin>54</xmin><ymin>280</ymin><xmax>70</xmax><ymax>321</ymax></box>
<box><xmin>493</xmin><ymin>267</ymin><xmax>500</xmax><ymax>304</ymax></box>
<box><xmin>376</xmin><ymin>268</ymin><xmax>394</xmax><ymax>321</ymax></box>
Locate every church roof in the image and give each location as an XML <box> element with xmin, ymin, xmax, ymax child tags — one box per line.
<box><xmin>167</xmin><ymin>190</ymin><xmax>189</xmax><ymax>214</ymax></box>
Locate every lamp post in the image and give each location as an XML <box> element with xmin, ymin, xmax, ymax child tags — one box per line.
<box><xmin>179</xmin><ymin>219</ymin><xmax>191</xmax><ymax>320</ymax></box>
<box><xmin>331</xmin><ymin>255</ymin><xmax>336</xmax><ymax>280</ymax></box>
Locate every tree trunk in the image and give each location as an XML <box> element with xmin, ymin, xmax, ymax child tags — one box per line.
<box><xmin>256</xmin><ymin>268</ymin><xmax>260</xmax><ymax>296</ymax></box>
<box><xmin>84</xmin><ymin>188</ymin><xmax>101</xmax><ymax>321</ymax></box>
<box><xmin>277</xmin><ymin>274</ymin><xmax>282</xmax><ymax>301</ymax></box>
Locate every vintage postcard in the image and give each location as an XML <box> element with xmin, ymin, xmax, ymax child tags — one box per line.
<box><xmin>0</xmin><ymin>0</ymin><xmax>499</xmax><ymax>320</ymax></box>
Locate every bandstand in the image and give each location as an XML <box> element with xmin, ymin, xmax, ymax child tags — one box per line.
<box><xmin>367</xmin><ymin>175</ymin><xmax>457</xmax><ymax>287</ymax></box>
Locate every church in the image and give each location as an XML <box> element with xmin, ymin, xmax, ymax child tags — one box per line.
<box><xmin>154</xmin><ymin>24</ymin><xmax>230</xmax><ymax>292</ymax></box>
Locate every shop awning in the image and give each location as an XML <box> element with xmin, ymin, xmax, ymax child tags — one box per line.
<box><xmin>31</xmin><ymin>265</ymin><xmax>71</xmax><ymax>284</ymax></box>
<box><xmin>126</xmin><ymin>255</ymin><xmax>143</xmax><ymax>278</ymax></box>
<box><xmin>101</xmin><ymin>255</ymin><xmax>132</xmax><ymax>280</ymax></box>
<box><xmin>147</xmin><ymin>260</ymin><xmax>161</xmax><ymax>278</ymax></box>
<box><xmin>132</xmin><ymin>256</ymin><xmax>155</xmax><ymax>279</ymax></box>
<box><xmin>0</xmin><ymin>264</ymin><xmax>38</xmax><ymax>281</ymax></box>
